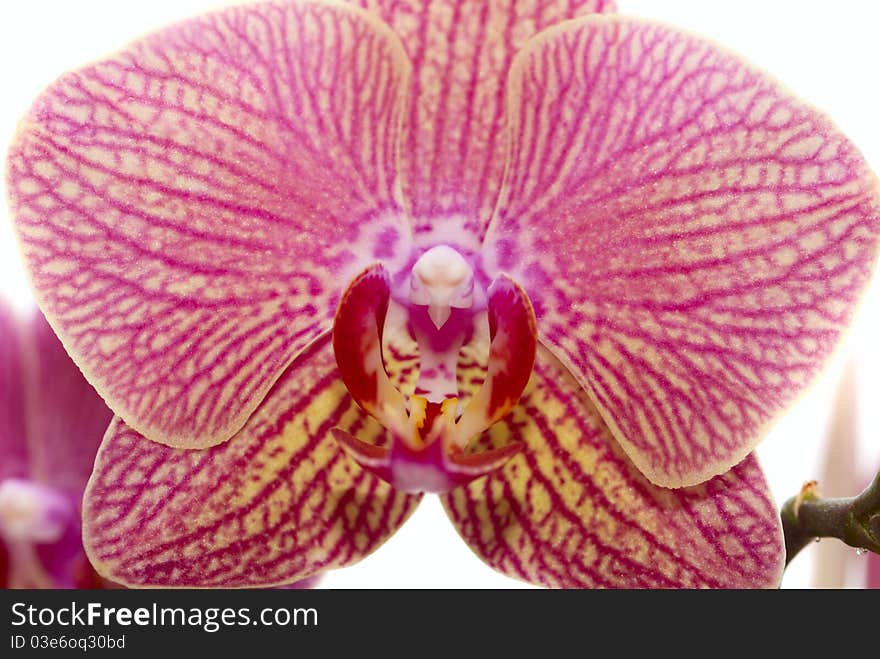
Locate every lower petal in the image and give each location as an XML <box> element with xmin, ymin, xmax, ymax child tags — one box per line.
<box><xmin>83</xmin><ymin>336</ymin><xmax>421</xmax><ymax>587</ymax></box>
<box><xmin>441</xmin><ymin>348</ymin><xmax>784</xmax><ymax>588</ymax></box>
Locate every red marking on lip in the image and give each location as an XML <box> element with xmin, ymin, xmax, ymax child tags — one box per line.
<box><xmin>332</xmin><ymin>419</ymin><xmax>524</xmax><ymax>495</ymax></box>
<box><xmin>485</xmin><ymin>276</ymin><xmax>537</xmax><ymax>419</ymax></box>
<box><xmin>331</xmin><ymin>270</ymin><xmax>536</xmax><ymax>493</ymax></box>
<box><xmin>332</xmin><ymin>264</ymin><xmax>391</xmax><ymax>412</ymax></box>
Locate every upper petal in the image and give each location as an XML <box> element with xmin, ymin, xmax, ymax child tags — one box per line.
<box><xmin>6</xmin><ymin>0</ymin><xmax>412</xmax><ymax>448</ymax></box>
<box><xmin>485</xmin><ymin>17</ymin><xmax>880</xmax><ymax>487</ymax></box>
<box><xmin>352</xmin><ymin>0</ymin><xmax>616</xmax><ymax>237</ymax></box>
<box><xmin>442</xmin><ymin>348</ymin><xmax>785</xmax><ymax>588</ymax></box>
<box><xmin>83</xmin><ymin>335</ymin><xmax>421</xmax><ymax>588</ymax></box>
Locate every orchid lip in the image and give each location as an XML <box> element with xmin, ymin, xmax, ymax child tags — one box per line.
<box><xmin>332</xmin><ymin>255</ymin><xmax>537</xmax><ymax>493</ymax></box>
<box><xmin>332</xmin><ymin>409</ymin><xmax>525</xmax><ymax>494</ymax></box>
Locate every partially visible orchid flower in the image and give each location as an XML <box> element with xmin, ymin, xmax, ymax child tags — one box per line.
<box><xmin>0</xmin><ymin>302</ymin><xmax>113</xmax><ymax>588</ymax></box>
<box><xmin>0</xmin><ymin>301</ymin><xmax>320</xmax><ymax>589</ymax></box>
<box><xmin>6</xmin><ymin>1</ymin><xmax>880</xmax><ymax>588</ymax></box>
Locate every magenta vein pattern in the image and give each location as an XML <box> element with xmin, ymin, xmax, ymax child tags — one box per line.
<box><xmin>486</xmin><ymin>19</ymin><xmax>880</xmax><ymax>486</ymax></box>
<box><xmin>8</xmin><ymin>2</ymin><xmax>413</xmax><ymax>448</ymax></box>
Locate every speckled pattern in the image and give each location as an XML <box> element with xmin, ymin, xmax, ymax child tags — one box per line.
<box><xmin>443</xmin><ymin>348</ymin><xmax>784</xmax><ymax>588</ymax></box>
<box><xmin>84</xmin><ymin>336</ymin><xmax>421</xmax><ymax>587</ymax></box>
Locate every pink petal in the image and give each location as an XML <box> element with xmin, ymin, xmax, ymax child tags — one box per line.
<box><xmin>27</xmin><ymin>312</ymin><xmax>113</xmax><ymax>494</ymax></box>
<box><xmin>0</xmin><ymin>303</ymin><xmax>28</xmax><ymax>482</ymax></box>
<box><xmin>485</xmin><ymin>17</ymin><xmax>880</xmax><ymax>487</ymax></box>
<box><xmin>0</xmin><ymin>542</ymin><xmax>6</xmax><ymax>588</ymax></box>
<box><xmin>7</xmin><ymin>1</ymin><xmax>412</xmax><ymax>448</ymax></box>
<box><xmin>0</xmin><ymin>307</ymin><xmax>109</xmax><ymax>588</ymax></box>
<box><xmin>278</xmin><ymin>574</ymin><xmax>323</xmax><ymax>589</ymax></box>
<box><xmin>0</xmin><ymin>305</ymin><xmax>110</xmax><ymax>491</ymax></box>
<box><xmin>83</xmin><ymin>336</ymin><xmax>421</xmax><ymax>587</ymax></box>
<box><xmin>353</xmin><ymin>0</ymin><xmax>616</xmax><ymax>236</ymax></box>
<box><xmin>869</xmin><ymin>548</ymin><xmax>880</xmax><ymax>589</ymax></box>
<box><xmin>442</xmin><ymin>348</ymin><xmax>785</xmax><ymax>588</ymax></box>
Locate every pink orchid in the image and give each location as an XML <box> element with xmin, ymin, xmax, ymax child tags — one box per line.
<box><xmin>0</xmin><ymin>304</ymin><xmax>113</xmax><ymax>588</ymax></box>
<box><xmin>6</xmin><ymin>0</ymin><xmax>880</xmax><ymax>588</ymax></box>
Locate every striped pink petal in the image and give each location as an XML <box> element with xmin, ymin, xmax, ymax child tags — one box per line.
<box><xmin>7</xmin><ymin>1</ymin><xmax>412</xmax><ymax>448</ymax></box>
<box><xmin>485</xmin><ymin>17</ymin><xmax>880</xmax><ymax>487</ymax></box>
<box><xmin>869</xmin><ymin>547</ymin><xmax>880</xmax><ymax>589</ymax></box>
<box><xmin>0</xmin><ymin>306</ymin><xmax>111</xmax><ymax>588</ymax></box>
<box><xmin>352</xmin><ymin>0</ymin><xmax>616</xmax><ymax>236</ymax></box>
<box><xmin>0</xmin><ymin>303</ymin><xmax>28</xmax><ymax>482</ymax></box>
<box><xmin>0</xmin><ymin>306</ymin><xmax>111</xmax><ymax>492</ymax></box>
<box><xmin>27</xmin><ymin>312</ymin><xmax>114</xmax><ymax>494</ymax></box>
<box><xmin>442</xmin><ymin>348</ymin><xmax>785</xmax><ymax>588</ymax></box>
<box><xmin>83</xmin><ymin>336</ymin><xmax>421</xmax><ymax>587</ymax></box>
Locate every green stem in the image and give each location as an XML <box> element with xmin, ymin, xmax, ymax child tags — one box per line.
<box><xmin>782</xmin><ymin>472</ymin><xmax>880</xmax><ymax>567</ymax></box>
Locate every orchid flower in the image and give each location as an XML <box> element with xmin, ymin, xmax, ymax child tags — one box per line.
<box><xmin>0</xmin><ymin>303</ymin><xmax>113</xmax><ymax>588</ymax></box>
<box><xmin>6</xmin><ymin>0</ymin><xmax>880</xmax><ymax>589</ymax></box>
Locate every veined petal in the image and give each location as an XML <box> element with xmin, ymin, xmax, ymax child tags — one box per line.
<box><xmin>442</xmin><ymin>348</ymin><xmax>785</xmax><ymax>588</ymax></box>
<box><xmin>352</xmin><ymin>0</ymin><xmax>616</xmax><ymax>237</ymax></box>
<box><xmin>7</xmin><ymin>0</ymin><xmax>412</xmax><ymax>448</ymax></box>
<box><xmin>83</xmin><ymin>336</ymin><xmax>421</xmax><ymax>588</ymax></box>
<box><xmin>0</xmin><ymin>303</ymin><xmax>28</xmax><ymax>482</ymax></box>
<box><xmin>486</xmin><ymin>17</ymin><xmax>880</xmax><ymax>487</ymax></box>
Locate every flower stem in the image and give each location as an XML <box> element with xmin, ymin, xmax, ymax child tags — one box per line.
<box><xmin>782</xmin><ymin>472</ymin><xmax>880</xmax><ymax>566</ymax></box>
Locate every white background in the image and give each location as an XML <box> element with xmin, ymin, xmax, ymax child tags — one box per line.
<box><xmin>1</xmin><ymin>1</ymin><xmax>878</xmax><ymax>588</ymax></box>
